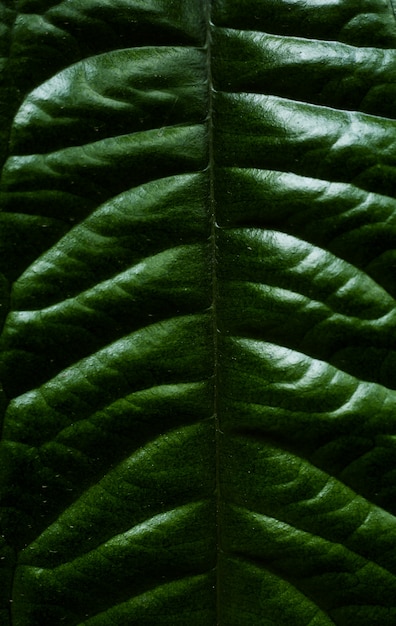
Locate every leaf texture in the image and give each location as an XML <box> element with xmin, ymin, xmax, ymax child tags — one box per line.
<box><xmin>2</xmin><ymin>0</ymin><xmax>396</xmax><ymax>624</ymax></box>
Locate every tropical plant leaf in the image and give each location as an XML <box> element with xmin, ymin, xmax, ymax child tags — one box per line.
<box><xmin>2</xmin><ymin>0</ymin><xmax>396</xmax><ymax>624</ymax></box>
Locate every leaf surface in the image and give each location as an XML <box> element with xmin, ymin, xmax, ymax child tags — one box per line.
<box><xmin>2</xmin><ymin>0</ymin><xmax>396</xmax><ymax>624</ymax></box>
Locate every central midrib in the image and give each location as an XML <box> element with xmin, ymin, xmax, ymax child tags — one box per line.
<box><xmin>205</xmin><ymin>1</ymin><xmax>222</xmax><ymax>623</ymax></box>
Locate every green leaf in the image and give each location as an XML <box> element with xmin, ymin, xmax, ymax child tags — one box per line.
<box><xmin>2</xmin><ymin>0</ymin><xmax>396</xmax><ymax>624</ymax></box>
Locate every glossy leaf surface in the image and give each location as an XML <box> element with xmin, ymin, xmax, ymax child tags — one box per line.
<box><xmin>2</xmin><ymin>0</ymin><xmax>396</xmax><ymax>623</ymax></box>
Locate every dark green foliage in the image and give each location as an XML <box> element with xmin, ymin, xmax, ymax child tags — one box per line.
<box><xmin>1</xmin><ymin>0</ymin><xmax>396</xmax><ymax>623</ymax></box>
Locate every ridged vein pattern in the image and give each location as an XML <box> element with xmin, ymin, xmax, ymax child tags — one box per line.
<box><xmin>1</xmin><ymin>0</ymin><xmax>396</xmax><ymax>624</ymax></box>
<box><xmin>0</xmin><ymin>2</ymin><xmax>214</xmax><ymax>624</ymax></box>
<box><xmin>213</xmin><ymin>0</ymin><xmax>396</xmax><ymax>624</ymax></box>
